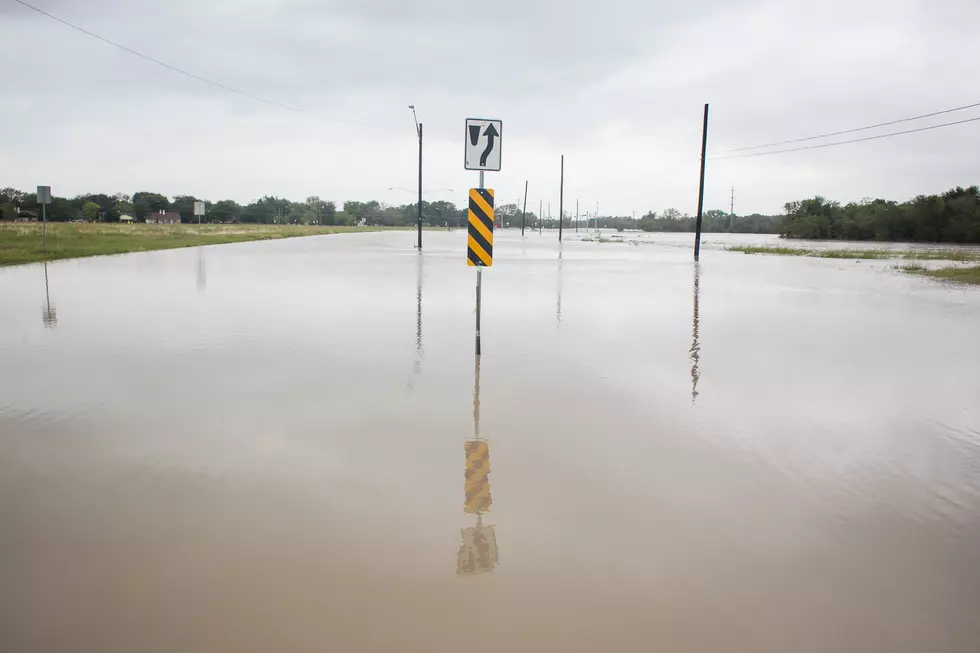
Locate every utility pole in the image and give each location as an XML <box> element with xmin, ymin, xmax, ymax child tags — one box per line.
<box><xmin>521</xmin><ymin>180</ymin><xmax>528</xmax><ymax>236</ymax></box>
<box><xmin>539</xmin><ymin>199</ymin><xmax>543</xmax><ymax>234</ymax></box>
<box><xmin>694</xmin><ymin>103</ymin><xmax>710</xmax><ymax>261</ymax></box>
<box><xmin>576</xmin><ymin>199</ymin><xmax>579</xmax><ymax>233</ymax></box>
<box><xmin>417</xmin><ymin>122</ymin><xmax>423</xmax><ymax>248</ymax></box>
<box><xmin>729</xmin><ymin>185</ymin><xmax>735</xmax><ymax>231</ymax></box>
<box><xmin>595</xmin><ymin>201</ymin><xmax>599</xmax><ymax>234</ymax></box>
<box><xmin>409</xmin><ymin>105</ymin><xmax>423</xmax><ymax>249</ymax></box>
<box><xmin>558</xmin><ymin>155</ymin><xmax>564</xmax><ymax>242</ymax></box>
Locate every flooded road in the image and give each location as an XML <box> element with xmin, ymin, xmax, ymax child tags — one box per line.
<box><xmin>2</xmin><ymin>230</ymin><xmax>979</xmax><ymax>652</ymax></box>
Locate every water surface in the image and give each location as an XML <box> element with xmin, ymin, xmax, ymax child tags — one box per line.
<box><xmin>2</xmin><ymin>230</ymin><xmax>979</xmax><ymax>652</ymax></box>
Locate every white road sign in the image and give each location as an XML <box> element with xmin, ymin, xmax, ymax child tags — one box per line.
<box><xmin>193</xmin><ymin>200</ymin><xmax>205</xmax><ymax>216</ymax></box>
<box><xmin>464</xmin><ymin>118</ymin><xmax>502</xmax><ymax>172</ymax></box>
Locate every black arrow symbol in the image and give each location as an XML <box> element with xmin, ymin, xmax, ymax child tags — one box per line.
<box><xmin>479</xmin><ymin>123</ymin><xmax>499</xmax><ymax>166</ymax></box>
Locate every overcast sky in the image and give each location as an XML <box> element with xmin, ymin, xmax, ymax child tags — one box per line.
<box><xmin>2</xmin><ymin>0</ymin><xmax>978</xmax><ymax>215</ymax></box>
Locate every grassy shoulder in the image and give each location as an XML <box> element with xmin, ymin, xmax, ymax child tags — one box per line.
<box><xmin>727</xmin><ymin>244</ymin><xmax>980</xmax><ymax>285</ymax></box>
<box><xmin>0</xmin><ymin>222</ymin><xmax>396</xmax><ymax>266</ymax></box>
<box><xmin>896</xmin><ymin>263</ymin><xmax>980</xmax><ymax>285</ymax></box>
<box><xmin>727</xmin><ymin>245</ymin><xmax>980</xmax><ymax>262</ymax></box>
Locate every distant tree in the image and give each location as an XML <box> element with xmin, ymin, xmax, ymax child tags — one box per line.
<box><xmin>208</xmin><ymin>199</ymin><xmax>241</xmax><ymax>223</ymax></box>
<box><xmin>82</xmin><ymin>201</ymin><xmax>101</xmax><ymax>221</ymax></box>
<box><xmin>342</xmin><ymin>200</ymin><xmax>365</xmax><ymax>221</ymax></box>
<box><xmin>429</xmin><ymin>200</ymin><xmax>461</xmax><ymax>228</ymax></box>
<box><xmin>85</xmin><ymin>193</ymin><xmax>120</xmax><ymax>221</ymax></box>
<box><xmin>49</xmin><ymin>197</ymin><xmax>77</xmax><ymax>221</ymax></box>
<box><xmin>299</xmin><ymin>196</ymin><xmax>337</xmax><ymax>224</ymax></box>
<box><xmin>0</xmin><ymin>188</ymin><xmax>26</xmax><ymax>206</ymax></box>
<box><xmin>172</xmin><ymin>195</ymin><xmax>202</xmax><ymax>223</ymax></box>
<box><xmin>132</xmin><ymin>191</ymin><xmax>170</xmax><ymax>219</ymax></box>
<box><xmin>241</xmin><ymin>196</ymin><xmax>291</xmax><ymax>223</ymax></box>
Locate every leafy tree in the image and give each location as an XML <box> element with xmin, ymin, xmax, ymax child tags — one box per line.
<box><xmin>110</xmin><ymin>192</ymin><xmax>135</xmax><ymax>217</ymax></box>
<box><xmin>241</xmin><ymin>196</ymin><xmax>292</xmax><ymax>223</ymax></box>
<box><xmin>0</xmin><ymin>188</ymin><xmax>27</xmax><ymax>205</ymax></box>
<box><xmin>49</xmin><ymin>197</ymin><xmax>77</xmax><ymax>221</ymax></box>
<box><xmin>778</xmin><ymin>187</ymin><xmax>980</xmax><ymax>243</ymax></box>
<box><xmin>208</xmin><ymin>199</ymin><xmax>241</xmax><ymax>223</ymax></box>
<box><xmin>84</xmin><ymin>193</ymin><xmax>120</xmax><ymax>221</ymax></box>
<box><xmin>82</xmin><ymin>201</ymin><xmax>101</xmax><ymax>221</ymax></box>
<box><xmin>173</xmin><ymin>195</ymin><xmax>208</xmax><ymax>223</ymax></box>
<box><xmin>132</xmin><ymin>191</ymin><xmax>170</xmax><ymax>219</ymax></box>
<box><xmin>296</xmin><ymin>196</ymin><xmax>336</xmax><ymax>224</ymax></box>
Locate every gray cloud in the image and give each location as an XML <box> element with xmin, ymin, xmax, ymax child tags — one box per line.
<box><xmin>2</xmin><ymin>0</ymin><xmax>978</xmax><ymax>215</ymax></box>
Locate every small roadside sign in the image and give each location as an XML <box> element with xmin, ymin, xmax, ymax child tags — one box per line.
<box><xmin>467</xmin><ymin>189</ymin><xmax>494</xmax><ymax>267</ymax></box>
<box><xmin>464</xmin><ymin>118</ymin><xmax>502</xmax><ymax>171</ymax></box>
<box><xmin>37</xmin><ymin>186</ymin><xmax>52</xmax><ymax>204</ymax></box>
<box><xmin>193</xmin><ymin>201</ymin><xmax>205</xmax><ymax>216</ymax></box>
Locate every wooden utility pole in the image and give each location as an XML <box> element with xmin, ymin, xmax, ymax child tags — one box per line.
<box><xmin>694</xmin><ymin>103</ymin><xmax>710</xmax><ymax>261</ymax></box>
<box><xmin>729</xmin><ymin>185</ymin><xmax>735</xmax><ymax>231</ymax></box>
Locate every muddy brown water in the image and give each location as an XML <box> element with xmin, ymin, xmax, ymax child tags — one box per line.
<box><xmin>2</xmin><ymin>231</ymin><xmax>979</xmax><ymax>652</ymax></box>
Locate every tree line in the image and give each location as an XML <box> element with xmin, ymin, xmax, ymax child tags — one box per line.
<box><xmin>636</xmin><ymin>208</ymin><xmax>780</xmax><ymax>234</ymax></box>
<box><xmin>0</xmin><ymin>188</ymin><xmax>477</xmax><ymax>228</ymax></box>
<box><xmin>778</xmin><ymin>186</ymin><xmax>980</xmax><ymax>242</ymax></box>
<box><xmin>3</xmin><ymin>184</ymin><xmax>978</xmax><ymax>242</ymax></box>
<box><xmin>633</xmin><ymin>185</ymin><xmax>980</xmax><ymax>242</ymax></box>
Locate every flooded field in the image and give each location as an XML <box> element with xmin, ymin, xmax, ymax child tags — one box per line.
<box><xmin>2</xmin><ymin>230</ymin><xmax>979</xmax><ymax>652</ymax></box>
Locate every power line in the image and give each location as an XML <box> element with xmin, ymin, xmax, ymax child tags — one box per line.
<box><xmin>711</xmin><ymin>101</ymin><xmax>980</xmax><ymax>155</ymax></box>
<box><xmin>12</xmin><ymin>0</ymin><xmax>365</xmax><ymax>125</ymax></box>
<box><xmin>569</xmin><ymin>158</ymin><xmax>699</xmax><ymax>193</ymax></box>
<box><xmin>708</xmin><ymin>115</ymin><xmax>980</xmax><ymax>161</ymax></box>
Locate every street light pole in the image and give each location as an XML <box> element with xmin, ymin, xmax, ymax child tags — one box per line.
<box><xmin>410</xmin><ymin>105</ymin><xmax>423</xmax><ymax>249</ymax></box>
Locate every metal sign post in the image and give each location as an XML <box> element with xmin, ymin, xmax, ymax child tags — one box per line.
<box><xmin>37</xmin><ymin>185</ymin><xmax>51</xmax><ymax>250</ymax></box>
<box><xmin>468</xmin><ymin>178</ymin><xmax>494</xmax><ymax>356</ymax></box>
<box><xmin>464</xmin><ymin>118</ymin><xmax>501</xmax><ymax>357</ymax></box>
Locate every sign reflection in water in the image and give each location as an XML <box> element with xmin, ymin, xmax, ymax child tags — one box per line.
<box><xmin>196</xmin><ymin>249</ymin><xmax>207</xmax><ymax>291</ymax></box>
<box><xmin>458</xmin><ymin>355</ymin><xmax>498</xmax><ymax>575</ymax></box>
<box><xmin>42</xmin><ymin>262</ymin><xmax>57</xmax><ymax>328</ymax></box>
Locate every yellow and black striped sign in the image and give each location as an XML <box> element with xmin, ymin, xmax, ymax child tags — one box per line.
<box><xmin>463</xmin><ymin>440</ymin><xmax>492</xmax><ymax>514</ymax></box>
<box><xmin>467</xmin><ymin>188</ymin><xmax>494</xmax><ymax>267</ymax></box>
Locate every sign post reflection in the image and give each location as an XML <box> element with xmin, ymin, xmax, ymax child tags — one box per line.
<box><xmin>42</xmin><ymin>262</ymin><xmax>57</xmax><ymax>328</ymax></box>
<box><xmin>458</xmin><ymin>355</ymin><xmax>498</xmax><ymax>575</ymax></box>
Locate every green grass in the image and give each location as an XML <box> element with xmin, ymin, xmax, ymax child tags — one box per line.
<box><xmin>916</xmin><ymin>265</ymin><xmax>980</xmax><ymax>285</ymax></box>
<box><xmin>727</xmin><ymin>245</ymin><xmax>980</xmax><ymax>262</ymax></box>
<box><xmin>893</xmin><ymin>263</ymin><xmax>927</xmax><ymax>272</ymax></box>
<box><xmin>0</xmin><ymin>222</ymin><xmax>396</xmax><ymax>266</ymax></box>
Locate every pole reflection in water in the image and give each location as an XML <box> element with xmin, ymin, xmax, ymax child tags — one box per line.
<box><xmin>42</xmin><ymin>262</ymin><xmax>57</xmax><ymax>328</ymax></box>
<box><xmin>556</xmin><ymin>247</ymin><xmax>563</xmax><ymax>327</ymax></box>
<box><xmin>690</xmin><ymin>262</ymin><xmax>701</xmax><ymax>404</ymax></box>
<box><xmin>407</xmin><ymin>252</ymin><xmax>424</xmax><ymax>391</ymax></box>
<box><xmin>458</xmin><ymin>355</ymin><xmax>498</xmax><ymax>575</ymax></box>
<box><xmin>196</xmin><ymin>249</ymin><xmax>207</xmax><ymax>291</ymax></box>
